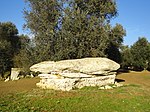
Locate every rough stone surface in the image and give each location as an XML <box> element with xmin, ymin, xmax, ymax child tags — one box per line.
<box><xmin>38</xmin><ymin>74</ymin><xmax>64</xmax><ymax>79</ymax></box>
<box><xmin>10</xmin><ymin>68</ymin><xmax>21</xmax><ymax>81</ymax></box>
<box><xmin>114</xmin><ymin>82</ymin><xmax>123</xmax><ymax>87</ymax></box>
<box><xmin>60</xmin><ymin>73</ymin><xmax>94</xmax><ymax>78</ymax></box>
<box><xmin>104</xmin><ymin>85</ymin><xmax>113</xmax><ymax>89</ymax></box>
<box><xmin>99</xmin><ymin>86</ymin><xmax>105</xmax><ymax>89</ymax></box>
<box><xmin>4</xmin><ymin>77</ymin><xmax>10</xmax><ymax>82</ymax></box>
<box><xmin>36</xmin><ymin>79</ymin><xmax>78</xmax><ymax>91</ymax></box>
<box><xmin>75</xmin><ymin>74</ymin><xmax>116</xmax><ymax>89</ymax></box>
<box><xmin>36</xmin><ymin>73</ymin><xmax>116</xmax><ymax>91</ymax></box>
<box><xmin>30</xmin><ymin>57</ymin><xmax>120</xmax><ymax>75</ymax></box>
<box><xmin>31</xmin><ymin>57</ymin><xmax>120</xmax><ymax>91</ymax></box>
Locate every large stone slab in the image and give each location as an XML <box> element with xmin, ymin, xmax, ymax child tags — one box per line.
<box><xmin>30</xmin><ymin>57</ymin><xmax>120</xmax><ymax>75</ymax></box>
<box><xmin>36</xmin><ymin>74</ymin><xmax>116</xmax><ymax>91</ymax></box>
<box><xmin>36</xmin><ymin>78</ymin><xmax>78</xmax><ymax>91</ymax></box>
<box><xmin>75</xmin><ymin>74</ymin><xmax>116</xmax><ymax>89</ymax></box>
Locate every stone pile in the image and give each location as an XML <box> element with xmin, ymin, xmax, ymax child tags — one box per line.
<box><xmin>30</xmin><ymin>57</ymin><xmax>120</xmax><ymax>91</ymax></box>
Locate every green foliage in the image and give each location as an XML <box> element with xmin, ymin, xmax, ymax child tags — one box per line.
<box><xmin>105</xmin><ymin>24</ymin><xmax>126</xmax><ymax>63</ymax></box>
<box><xmin>24</xmin><ymin>0</ymin><xmax>126</xmax><ymax>62</ymax></box>
<box><xmin>13</xmin><ymin>34</ymin><xmax>35</xmax><ymax>72</ymax></box>
<box><xmin>130</xmin><ymin>37</ymin><xmax>150</xmax><ymax>70</ymax></box>
<box><xmin>0</xmin><ymin>22</ymin><xmax>34</xmax><ymax>76</ymax></box>
<box><xmin>121</xmin><ymin>37</ymin><xmax>150</xmax><ymax>71</ymax></box>
<box><xmin>24</xmin><ymin>0</ymin><xmax>61</xmax><ymax>62</ymax></box>
<box><xmin>120</xmin><ymin>45</ymin><xmax>133</xmax><ymax>69</ymax></box>
<box><xmin>56</xmin><ymin>0</ymin><xmax>121</xmax><ymax>60</ymax></box>
<box><xmin>0</xmin><ymin>22</ymin><xmax>20</xmax><ymax>77</ymax></box>
<box><xmin>0</xmin><ymin>40</ymin><xmax>11</xmax><ymax>77</ymax></box>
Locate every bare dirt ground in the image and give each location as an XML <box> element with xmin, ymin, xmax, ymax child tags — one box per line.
<box><xmin>0</xmin><ymin>77</ymin><xmax>40</xmax><ymax>95</ymax></box>
<box><xmin>0</xmin><ymin>71</ymin><xmax>150</xmax><ymax>95</ymax></box>
<box><xmin>116</xmin><ymin>70</ymin><xmax>150</xmax><ymax>88</ymax></box>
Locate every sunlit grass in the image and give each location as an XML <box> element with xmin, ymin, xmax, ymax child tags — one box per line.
<box><xmin>0</xmin><ymin>85</ymin><xmax>150</xmax><ymax>112</ymax></box>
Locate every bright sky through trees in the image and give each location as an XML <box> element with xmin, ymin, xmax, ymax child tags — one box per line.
<box><xmin>0</xmin><ymin>0</ymin><xmax>150</xmax><ymax>46</ymax></box>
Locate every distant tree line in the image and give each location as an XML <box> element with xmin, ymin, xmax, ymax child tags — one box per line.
<box><xmin>0</xmin><ymin>0</ymin><xmax>150</xmax><ymax>78</ymax></box>
<box><xmin>121</xmin><ymin>37</ymin><xmax>150</xmax><ymax>71</ymax></box>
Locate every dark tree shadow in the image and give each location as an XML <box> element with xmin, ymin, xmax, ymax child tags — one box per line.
<box><xmin>117</xmin><ymin>69</ymin><xmax>130</xmax><ymax>74</ymax></box>
<box><xmin>115</xmin><ymin>78</ymin><xmax>125</xmax><ymax>83</ymax></box>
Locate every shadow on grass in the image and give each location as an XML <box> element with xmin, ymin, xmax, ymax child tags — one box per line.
<box><xmin>117</xmin><ymin>69</ymin><xmax>130</xmax><ymax>75</ymax></box>
<box><xmin>115</xmin><ymin>78</ymin><xmax>125</xmax><ymax>83</ymax></box>
<box><xmin>117</xmin><ymin>68</ymin><xmax>145</xmax><ymax>75</ymax></box>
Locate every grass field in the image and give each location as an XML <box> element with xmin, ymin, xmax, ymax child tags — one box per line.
<box><xmin>0</xmin><ymin>71</ymin><xmax>150</xmax><ymax>112</ymax></box>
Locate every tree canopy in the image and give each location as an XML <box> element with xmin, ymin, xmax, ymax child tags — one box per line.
<box><xmin>130</xmin><ymin>37</ymin><xmax>150</xmax><ymax>70</ymax></box>
<box><xmin>1</xmin><ymin>0</ymin><xmax>150</xmax><ymax>77</ymax></box>
<box><xmin>120</xmin><ymin>37</ymin><xmax>150</xmax><ymax>71</ymax></box>
<box><xmin>24</xmin><ymin>0</ymin><xmax>126</xmax><ymax>62</ymax></box>
<box><xmin>0</xmin><ymin>22</ymin><xmax>20</xmax><ymax>77</ymax></box>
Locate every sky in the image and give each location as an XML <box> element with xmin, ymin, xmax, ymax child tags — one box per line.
<box><xmin>0</xmin><ymin>0</ymin><xmax>150</xmax><ymax>46</ymax></box>
<box><xmin>0</xmin><ymin>0</ymin><xmax>26</xmax><ymax>34</ymax></box>
<box><xmin>112</xmin><ymin>0</ymin><xmax>150</xmax><ymax>46</ymax></box>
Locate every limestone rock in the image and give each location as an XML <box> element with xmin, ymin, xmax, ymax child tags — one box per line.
<box><xmin>60</xmin><ymin>73</ymin><xmax>94</xmax><ymax>78</ymax></box>
<box><xmin>31</xmin><ymin>58</ymin><xmax>120</xmax><ymax>91</ymax></box>
<box><xmin>36</xmin><ymin>79</ymin><xmax>78</xmax><ymax>91</ymax></box>
<box><xmin>99</xmin><ymin>86</ymin><xmax>105</xmax><ymax>89</ymax></box>
<box><xmin>4</xmin><ymin>77</ymin><xmax>10</xmax><ymax>82</ymax></box>
<box><xmin>36</xmin><ymin>74</ymin><xmax>116</xmax><ymax>91</ymax></box>
<box><xmin>104</xmin><ymin>85</ymin><xmax>113</xmax><ymax>89</ymax></box>
<box><xmin>75</xmin><ymin>74</ymin><xmax>116</xmax><ymax>89</ymax></box>
<box><xmin>30</xmin><ymin>57</ymin><xmax>120</xmax><ymax>75</ymax></box>
<box><xmin>38</xmin><ymin>74</ymin><xmax>63</xmax><ymax>79</ymax></box>
<box><xmin>10</xmin><ymin>68</ymin><xmax>21</xmax><ymax>81</ymax></box>
<box><xmin>30</xmin><ymin>61</ymin><xmax>55</xmax><ymax>73</ymax></box>
<box><xmin>114</xmin><ymin>82</ymin><xmax>123</xmax><ymax>87</ymax></box>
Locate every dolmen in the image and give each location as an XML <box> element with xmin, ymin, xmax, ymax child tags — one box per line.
<box><xmin>30</xmin><ymin>57</ymin><xmax>120</xmax><ymax>91</ymax></box>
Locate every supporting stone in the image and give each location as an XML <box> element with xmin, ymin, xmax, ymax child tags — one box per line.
<box><xmin>75</xmin><ymin>74</ymin><xmax>116</xmax><ymax>89</ymax></box>
<box><xmin>36</xmin><ymin>74</ymin><xmax>116</xmax><ymax>91</ymax></box>
<box><xmin>10</xmin><ymin>68</ymin><xmax>21</xmax><ymax>81</ymax></box>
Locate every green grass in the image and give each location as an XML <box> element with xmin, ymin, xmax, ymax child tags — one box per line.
<box><xmin>0</xmin><ymin>85</ymin><xmax>150</xmax><ymax>112</ymax></box>
<box><xmin>143</xmin><ymin>75</ymin><xmax>150</xmax><ymax>80</ymax></box>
